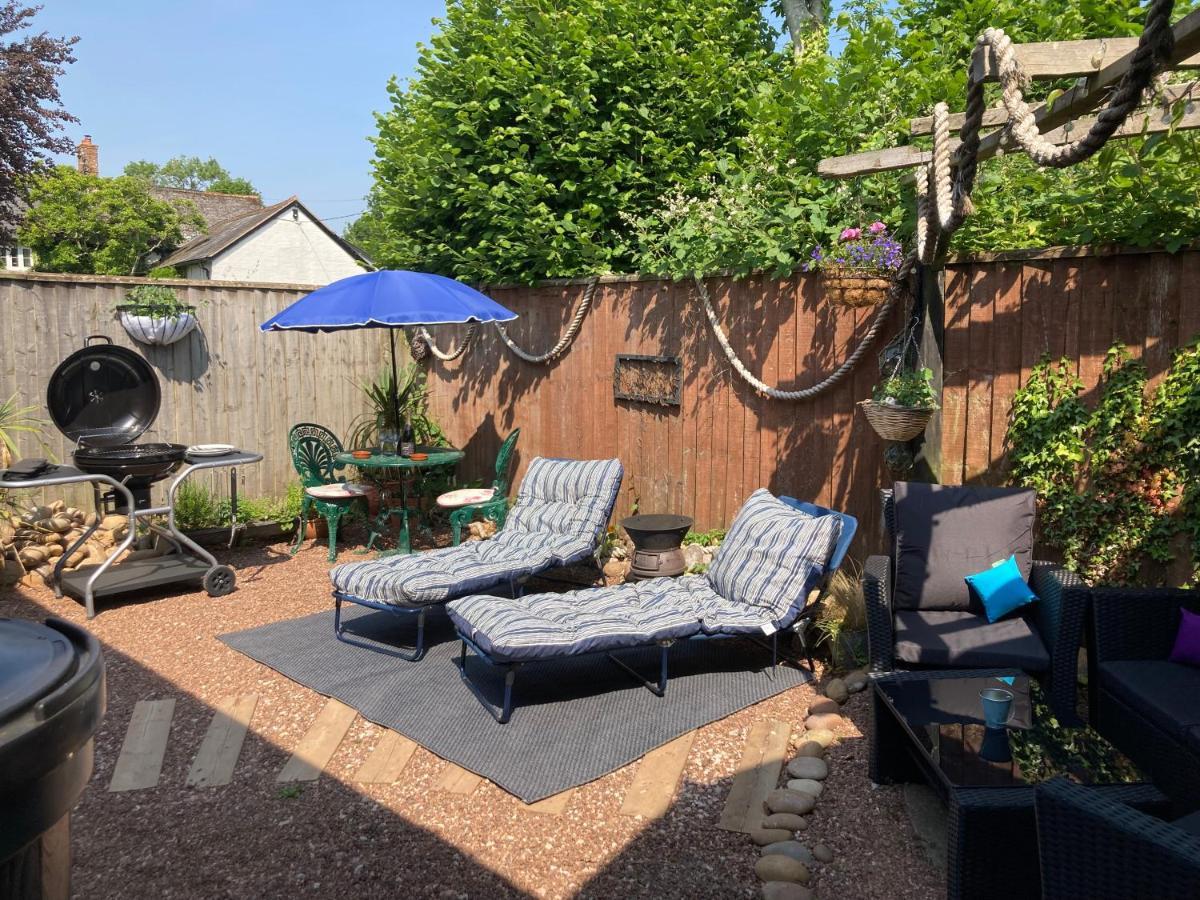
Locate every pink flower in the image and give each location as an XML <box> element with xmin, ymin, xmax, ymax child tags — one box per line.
<box><xmin>869</xmin><ymin>221</ymin><xmax>887</xmax><ymax>234</ymax></box>
<box><xmin>839</xmin><ymin>227</ymin><xmax>861</xmax><ymax>242</ymax></box>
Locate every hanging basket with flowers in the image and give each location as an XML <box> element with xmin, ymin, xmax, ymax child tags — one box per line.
<box><xmin>116</xmin><ymin>284</ymin><xmax>199</xmax><ymax>346</ymax></box>
<box><xmin>859</xmin><ymin>367</ymin><xmax>939</xmax><ymax>442</ymax></box>
<box><xmin>806</xmin><ymin>222</ymin><xmax>903</xmax><ymax>308</ymax></box>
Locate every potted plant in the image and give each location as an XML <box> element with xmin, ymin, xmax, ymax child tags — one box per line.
<box><xmin>116</xmin><ymin>284</ymin><xmax>199</xmax><ymax>346</ymax></box>
<box><xmin>806</xmin><ymin>221</ymin><xmax>903</xmax><ymax>308</ymax></box>
<box><xmin>859</xmin><ymin>367</ymin><xmax>939</xmax><ymax>442</ymax></box>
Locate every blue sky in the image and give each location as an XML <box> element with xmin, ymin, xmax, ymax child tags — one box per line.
<box><xmin>34</xmin><ymin>1</ymin><xmax>800</xmax><ymax>229</ymax></box>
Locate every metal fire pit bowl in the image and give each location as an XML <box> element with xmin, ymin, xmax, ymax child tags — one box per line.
<box><xmin>621</xmin><ymin>513</ymin><xmax>694</xmax><ymax>580</ymax></box>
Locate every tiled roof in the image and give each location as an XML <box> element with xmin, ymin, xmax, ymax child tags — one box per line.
<box><xmin>150</xmin><ymin>187</ymin><xmax>263</xmax><ymax>241</ymax></box>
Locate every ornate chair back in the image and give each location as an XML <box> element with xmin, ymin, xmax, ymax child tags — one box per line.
<box><xmin>288</xmin><ymin>422</ymin><xmax>343</xmax><ymax>489</ymax></box>
<box><xmin>492</xmin><ymin>428</ymin><xmax>521</xmax><ymax>496</ymax></box>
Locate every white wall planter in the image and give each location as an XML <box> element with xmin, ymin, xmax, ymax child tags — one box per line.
<box><xmin>117</xmin><ymin>309</ymin><xmax>198</xmax><ymax>346</ymax></box>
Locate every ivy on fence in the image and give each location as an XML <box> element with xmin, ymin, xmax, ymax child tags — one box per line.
<box><xmin>1007</xmin><ymin>341</ymin><xmax>1200</xmax><ymax>586</ymax></box>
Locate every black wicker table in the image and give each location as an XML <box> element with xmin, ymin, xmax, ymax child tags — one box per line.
<box><xmin>871</xmin><ymin>670</ymin><xmax>1167</xmax><ymax>899</ymax></box>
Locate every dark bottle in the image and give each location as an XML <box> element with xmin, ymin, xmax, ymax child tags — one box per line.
<box><xmin>400</xmin><ymin>417</ymin><xmax>416</xmax><ymax>457</ymax></box>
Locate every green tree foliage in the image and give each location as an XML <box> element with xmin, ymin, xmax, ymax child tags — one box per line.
<box><xmin>123</xmin><ymin>155</ymin><xmax>258</xmax><ymax>195</ymax></box>
<box><xmin>19</xmin><ymin>166</ymin><xmax>203</xmax><ymax>275</ymax></box>
<box><xmin>364</xmin><ymin>0</ymin><xmax>777</xmax><ymax>281</ymax></box>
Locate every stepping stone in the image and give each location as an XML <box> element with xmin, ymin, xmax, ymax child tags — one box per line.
<box><xmin>765</xmin><ymin>789</ymin><xmax>816</xmax><ymax>816</ymax></box>
<box><xmin>761</xmin><ymin>841</ymin><xmax>814</xmax><ymax>865</ymax></box>
<box><xmin>620</xmin><ymin>732</ymin><xmax>695</xmax><ymax>818</ymax></box>
<box><xmin>354</xmin><ymin>729</ymin><xmax>417</xmax><ymax>784</ymax></box>
<box><xmin>824</xmin><ymin>678</ymin><xmax>849</xmax><ymax>703</ymax></box>
<box><xmin>524</xmin><ymin>789</ymin><xmax>575</xmax><ymax>815</ymax></box>
<box><xmin>719</xmin><ymin>720</ymin><xmax>793</xmax><ymax>833</ymax></box>
<box><xmin>187</xmin><ymin>694</ymin><xmax>258</xmax><ymax>788</ymax></box>
<box><xmin>805</xmin><ymin>728</ymin><xmax>837</xmax><ymax>748</ymax></box>
<box><xmin>787</xmin><ymin>757</ymin><xmax>829</xmax><ymax>781</ymax></box>
<box><xmin>807</xmin><ymin>697</ymin><xmax>839</xmax><ymax>716</ymax></box>
<box><xmin>755</xmin><ymin>856</ymin><xmax>810</xmax><ymax>884</ymax></box>
<box><xmin>762</xmin><ymin>813</ymin><xmax>809</xmax><ymax>831</ymax></box>
<box><xmin>277</xmin><ymin>699</ymin><xmax>357</xmax><ymax>783</ymax></box>
<box><xmin>845</xmin><ymin>670</ymin><xmax>869</xmax><ymax>693</ymax></box>
<box><xmin>813</xmin><ymin>843</ymin><xmax>834</xmax><ymax>863</ymax></box>
<box><xmin>751</xmin><ymin>827</ymin><xmax>795</xmax><ymax>846</ymax></box>
<box><xmin>109</xmin><ymin>699</ymin><xmax>175</xmax><ymax>793</ymax></box>
<box><xmin>762</xmin><ymin>884</ymin><xmax>814</xmax><ymax>900</ymax></box>
<box><xmin>437</xmin><ymin>763</ymin><xmax>483</xmax><ymax>795</ymax></box>
<box><xmin>786</xmin><ymin>778</ymin><xmax>823</xmax><ymax>797</ymax></box>
<box><xmin>805</xmin><ymin>713</ymin><xmax>844</xmax><ymax>732</ymax></box>
<box><xmin>793</xmin><ymin>740</ymin><xmax>826</xmax><ymax>759</ymax></box>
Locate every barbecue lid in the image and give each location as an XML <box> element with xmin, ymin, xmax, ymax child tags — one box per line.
<box><xmin>46</xmin><ymin>336</ymin><xmax>161</xmax><ymax>447</ymax></box>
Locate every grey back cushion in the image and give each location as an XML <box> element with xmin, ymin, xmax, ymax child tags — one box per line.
<box><xmin>892</xmin><ymin>481</ymin><xmax>1035</xmax><ymax>612</ymax></box>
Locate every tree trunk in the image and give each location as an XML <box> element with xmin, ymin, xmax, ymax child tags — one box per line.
<box><xmin>779</xmin><ymin>0</ymin><xmax>825</xmax><ymax>57</ymax></box>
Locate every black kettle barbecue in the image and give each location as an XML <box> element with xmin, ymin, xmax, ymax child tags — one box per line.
<box><xmin>46</xmin><ymin>335</ymin><xmax>187</xmax><ymax>512</ymax></box>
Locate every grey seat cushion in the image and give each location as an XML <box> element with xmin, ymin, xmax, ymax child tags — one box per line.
<box><xmin>1099</xmin><ymin>660</ymin><xmax>1200</xmax><ymax>741</ymax></box>
<box><xmin>1174</xmin><ymin>809</ymin><xmax>1200</xmax><ymax>839</ymax></box>
<box><xmin>892</xmin><ymin>481</ymin><xmax>1036</xmax><ymax>612</ymax></box>
<box><xmin>893</xmin><ymin>609</ymin><xmax>1050</xmax><ymax>670</ymax></box>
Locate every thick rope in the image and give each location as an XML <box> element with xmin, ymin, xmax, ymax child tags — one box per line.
<box><xmin>414</xmin><ymin>324</ymin><xmax>475</xmax><ymax>361</ymax></box>
<box><xmin>691</xmin><ymin>257</ymin><xmax>912</xmax><ymax>400</ymax></box>
<box><xmin>495</xmin><ymin>277</ymin><xmax>598</xmax><ymax>363</ymax></box>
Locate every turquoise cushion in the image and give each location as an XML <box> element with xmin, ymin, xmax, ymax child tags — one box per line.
<box><xmin>965</xmin><ymin>555</ymin><xmax>1038</xmax><ymax>623</ymax></box>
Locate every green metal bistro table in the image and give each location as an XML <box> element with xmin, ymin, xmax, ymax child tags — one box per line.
<box><xmin>334</xmin><ymin>446</ymin><xmax>464</xmax><ymax>555</ymax></box>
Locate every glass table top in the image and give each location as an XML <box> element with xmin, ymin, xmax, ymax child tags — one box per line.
<box><xmin>876</xmin><ymin>673</ymin><xmax>1144</xmax><ymax>788</ymax></box>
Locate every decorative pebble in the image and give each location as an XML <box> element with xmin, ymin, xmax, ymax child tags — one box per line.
<box><xmin>845</xmin><ymin>669</ymin><xmax>869</xmax><ymax>692</ymax></box>
<box><xmin>761</xmin><ymin>883</ymin><xmax>814</xmax><ymax>900</ymax></box>
<box><xmin>765</xmin><ymin>789</ymin><xmax>816</xmax><ymax>816</ymax></box>
<box><xmin>786</xmin><ymin>778</ymin><xmax>823</xmax><ymax>798</ymax></box>
<box><xmin>793</xmin><ymin>740</ymin><xmax>826</xmax><ymax>759</ymax></box>
<box><xmin>813</xmin><ymin>843</ymin><xmax>834</xmax><ymax>863</ymax></box>
<box><xmin>786</xmin><ymin>757</ymin><xmax>829</xmax><ymax>781</ymax></box>
<box><xmin>804</xmin><ymin>712</ymin><xmax>844</xmax><ymax>732</ymax></box>
<box><xmin>755</xmin><ymin>856</ymin><xmax>810</xmax><ymax>884</ymax></box>
<box><xmin>761</xmin><ymin>841</ymin><xmax>815</xmax><ymax>865</ymax></box>
<box><xmin>824</xmin><ymin>677</ymin><xmax>849</xmax><ymax>703</ymax></box>
<box><xmin>808</xmin><ymin>697</ymin><xmax>840</xmax><ymax>716</ymax></box>
<box><xmin>804</xmin><ymin>728</ymin><xmax>837</xmax><ymax>748</ymax></box>
<box><xmin>751</xmin><ymin>827</ymin><xmax>795</xmax><ymax>846</ymax></box>
<box><xmin>762</xmin><ymin>813</ymin><xmax>809</xmax><ymax>832</ymax></box>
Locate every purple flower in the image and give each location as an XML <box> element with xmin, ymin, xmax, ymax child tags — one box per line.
<box><xmin>869</xmin><ymin>221</ymin><xmax>887</xmax><ymax>234</ymax></box>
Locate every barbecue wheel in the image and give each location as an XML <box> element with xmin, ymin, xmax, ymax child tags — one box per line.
<box><xmin>203</xmin><ymin>565</ymin><xmax>236</xmax><ymax>597</ymax></box>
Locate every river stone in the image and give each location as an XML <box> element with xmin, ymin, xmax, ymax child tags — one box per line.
<box><xmin>793</xmin><ymin>740</ymin><xmax>826</xmax><ymax>759</ymax></box>
<box><xmin>761</xmin><ymin>883</ymin><xmax>814</xmax><ymax>900</ymax></box>
<box><xmin>805</xmin><ymin>712</ymin><xmax>844</xmax><ymax>732</ymax></box>
<box><xmin>845</xmin><ymin>670</ymin><xmax>869</xmax><ymax>692</ymax></box>
<box><xmin>755</xmin><ymin>856</ymin><xmax>810</xmax><ymax>884</ymax></box>
<box><xmin>808</xmin><ymin>697</ymin><xmax>840</xmax><ymax>716</ymax></box>
<box><xmin>805</xmin><ymin>728</ymin><xmax>837</xmax><ymax>748</ymax></box>
<box><xmin>786</xmin><ymin>778</ymin><xmax>824</xmax><ymax>798</ymax></box>
<box><xmin>824</xmin><ymin>677</ymin><xmax>849</xmax><ymax>703</ymax></box>
<box><xmin>751</xmin><ymin>827</ymin><xmax>795</xmax><ymax>846</ymax></box>
<box><xmin>762</xmin><ymin>813</ymin><xmax>809</xmax><ymax>832</ymax></box>
<box><xmin>765</xmin><ymin>789</ymin><xmax>816</xmax><ymax>816</ymax></box>
<box><xmin>786</xmin><ymin>757</ymin><xmax>829</xmax><ymax>781</ymax></box>
<box><xmin>682</xmin><ymin>544</ymin><xmax>707</xmax><ymax>569</ymax></box>
<box><xmin>813</xmin><ymin>844</ymin><xmax>834</xmax><ymax>863</ymax></box>
<box><xmin>761</xmin><ymin>841</ymin><xmax>815</xmax><ymax>865</ymax></box>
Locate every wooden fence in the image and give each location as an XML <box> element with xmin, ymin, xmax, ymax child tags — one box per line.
<box><xmin>0</xmin><ymin>272</ymin><xmax>387</xmax><ymax>504</ymax></box>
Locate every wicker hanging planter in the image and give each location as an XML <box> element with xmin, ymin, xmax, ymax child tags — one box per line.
<box><xmin>116</xmin><ymin>307</ymin><xmax>199</xmax><ymax>346</ymax></box>
<box><xmin>820</xmin><ymin>267</ymin><xmax>894</xmax><ymax>308</ymax></box>
<box><xmin>859</xmin><ymin>399</ymin><xmax>935</xmax><ymax>442</ymax></box>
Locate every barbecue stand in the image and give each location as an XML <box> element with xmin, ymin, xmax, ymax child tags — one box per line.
<box><xmin>1</xmin><ymin>450</ymin><xmax>262</xmax><ymax>617</ymax></box>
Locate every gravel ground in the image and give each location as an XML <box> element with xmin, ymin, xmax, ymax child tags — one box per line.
<box><xmin>1</xmin><ymin>531</ymin><xmax>942</xmax><ymax>900</ymax></box>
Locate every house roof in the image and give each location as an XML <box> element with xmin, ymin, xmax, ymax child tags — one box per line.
<box><xmin>150</xmin><ymin>187</ymin><xmax>263</xmax><ymax>241</ymax></box>
<box><xmin>161</xmin><ymin>196</ymin><xmax>371</xmax><ymax>269</ymax></box>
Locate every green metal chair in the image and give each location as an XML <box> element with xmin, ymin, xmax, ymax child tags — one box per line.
<box><xmin>437</xmin><ymin>428</ymin><xmax>520</xmax><ymax>545</ymax></box>
<box><xmin>288</xmin><ymin>422</ymin><xmax>364</xmax><ymax>562</ymax></box>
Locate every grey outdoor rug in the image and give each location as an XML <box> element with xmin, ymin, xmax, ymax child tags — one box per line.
<box><xmin>219</xmin><ymin>605</ymin><xmax>812</xmax><ymax>802</ymax></box>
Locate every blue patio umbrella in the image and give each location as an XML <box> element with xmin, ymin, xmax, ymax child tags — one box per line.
<box><xmin>260</xmin><ymin>269</ymin><xmax>517</xmax><ymax>430</ymax></box>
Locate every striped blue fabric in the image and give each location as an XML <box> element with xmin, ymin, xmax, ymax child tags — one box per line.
<box><xmin>703</xmin><ymin>488</ymin><xmax>842</xmax><ymax>633</ymax></box>
<box><xmin>448</xmin><ymin>489</ymin><xmax>843</xmax><ymax>661</ymax></box>
<box><xmin>329</xmin><ymin>457</ymin><xmax>623</xmax><ymax>607</ymax></box>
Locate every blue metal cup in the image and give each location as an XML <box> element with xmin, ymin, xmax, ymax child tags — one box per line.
<box><xmin>979</xmin><ymin>687</ymin><xmax>1014</xmax><ymax>730</ymax></box>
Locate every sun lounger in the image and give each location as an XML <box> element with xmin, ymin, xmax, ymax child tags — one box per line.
<box><xmin>447</xmin><ymin>489</ymin><xmax>856</xmax><ymax>722</ymax></box>
<box><xmin>329</xmin><ymin>457</ymin><xmax>623</xmax><ymax>660</ymax></box>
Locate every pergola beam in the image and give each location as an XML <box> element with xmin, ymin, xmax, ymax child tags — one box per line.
<box><xmin>819</xmin><ymin>84</ymin><xmax>1200</xmax><ymax>180</ymax></box>
<box><xmin>969</xmin><ymin>36</ymin><xmax>1200</xmax><ymax>83</ymax></box>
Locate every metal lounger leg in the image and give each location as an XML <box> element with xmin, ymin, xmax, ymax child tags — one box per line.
<box><xmin>333</xmin><ymin>597</ymin><xmax>427</xmax><ymax>662</ymax></box>
<box><xmin>606</xmin><ymin>641</ymin><xmax>672</xmax><ymax>697</ymax></box>
<box><xmin>456</xmin><ymin>640</ymin><xmax>518</xmax><ymax>724</ymax></box>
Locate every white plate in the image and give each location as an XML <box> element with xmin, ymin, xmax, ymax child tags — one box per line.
<box><xmin>187</xmin><ymin>443</ymin><xmax>236</xmax><ymax>457</ymax></box>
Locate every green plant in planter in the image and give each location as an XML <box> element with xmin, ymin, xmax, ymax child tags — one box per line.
<box><xmin>119</xmin><ymin>283</ymin><xmax>195</xmax><ymax>319</ymax></box>
<box><xmin>872</xmin><ymin>367</ymin><xmax>938</xmax><ymax>409</ymax></box>
<box><xmin>346</xmin><ymin>364</ymin><xmax>447</xmax><ymax>450</ymax></box>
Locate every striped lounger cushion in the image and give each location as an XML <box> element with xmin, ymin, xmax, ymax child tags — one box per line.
<box><xmin>447</xmin><ymin>488</ymin><xmax>842</xmax><ymax>661</ymax></box>
<box><xmin>329</xmin><ymin>457</ymin><xmax>623</xmax><ymax>608</ymax></box>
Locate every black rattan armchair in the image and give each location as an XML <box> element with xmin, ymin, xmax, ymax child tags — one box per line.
<box><xmin>1089</xmin><ymin>587</ymin><xmax>1200</xmax><ymax>814</ymax></box>
<box><xmin>864</xmin><ymin>485</ymin><xmax>1088</xmax><ymax>723</ymax></box>
<box><xmin>1035</xmin><ymin>777</ymin><xmax>1200</xmax><ymax>900</ymax></box>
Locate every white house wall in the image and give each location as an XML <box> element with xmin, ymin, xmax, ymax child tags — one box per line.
<box><xmin>208</xmin><ymin>206</ymin><xmax>363</xmax><ymax>284</ymax></box>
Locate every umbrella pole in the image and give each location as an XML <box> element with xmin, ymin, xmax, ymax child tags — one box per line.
<box><xmin>389</xmin><ymin>329</ymin><xmax>402</xmax><ymax>433</ymax></box>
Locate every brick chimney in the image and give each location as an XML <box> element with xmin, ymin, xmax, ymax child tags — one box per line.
<box><xmin>76</xmin><ymin>135</ymin><xmax>98</xmax><ymax>176</ymax></box>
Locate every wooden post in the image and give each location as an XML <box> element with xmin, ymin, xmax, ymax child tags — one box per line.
<box><xmin>912</xmin><ymin>264</ymin><xmax>945</xmax><ymax>483</ymax></box>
